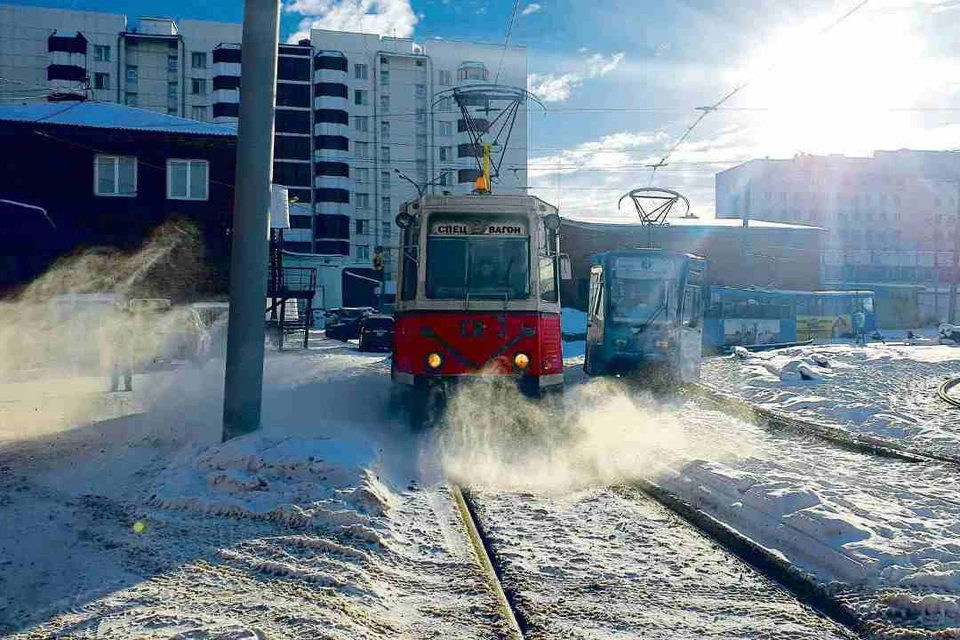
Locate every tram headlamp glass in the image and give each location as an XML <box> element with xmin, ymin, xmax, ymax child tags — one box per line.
<box><xmin>426</xmin><ymin>352</ymin><xmax>443</xmax><ymax>369</ymax></box>
<box><xmin>513</xmin><ymin>353</ymin><xmax>530</xmax><ymax>369</ymax></box>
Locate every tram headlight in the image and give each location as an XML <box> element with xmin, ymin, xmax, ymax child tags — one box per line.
<box><xmin>426</xmin><ymin>352</ymin><xmax>443</xmax><ymax>370</ymax></box>
<box><xmin>513</xmin><ymin>353</ymin><xmax>530</xmax><ymax>369</ymax></box>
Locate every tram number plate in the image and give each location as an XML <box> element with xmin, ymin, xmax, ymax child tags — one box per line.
<box><xmin>460</xmin><ymin>320</ymin><xmax>484</xmax><ymax>338</ymax></box>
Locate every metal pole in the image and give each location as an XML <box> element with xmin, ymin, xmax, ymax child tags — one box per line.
<box><xmin>222</xmin><ymin>0</ymin><xmax>280</xmax><ymax>442</ymax></box>
<box><xmin>950</xmin><ymin>182</ymin><xmax>960</xmax><ymax>324</ymax></box>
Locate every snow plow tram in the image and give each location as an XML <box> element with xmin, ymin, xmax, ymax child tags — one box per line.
<box><xmin>391</xmin><ymin>194</ymin><xmax>565</xmax><ymax>417</ymax></box>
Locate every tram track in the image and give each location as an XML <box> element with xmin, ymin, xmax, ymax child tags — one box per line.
<box><xmin>688</xmin><ymin>382</ymin><xmax>960</xmax><ymax>468</ymax></box>
<box><xmin>938</xmin><ymin>374</ymin><xmax>960</xmax><ymax>409</ymax></box>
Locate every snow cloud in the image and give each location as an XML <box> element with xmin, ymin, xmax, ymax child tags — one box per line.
<box><xmin>527</xmin><ymin>50</ymin><xmax>625</xmax><ymax>102</ymax></box>
<box><xmin>285</xmin><ymin>0</ymin><xmax>418</xmax><ymax>43</ymax></box>
<box><xmin>521</xmin><ymin>3</ymin><xmax>542</xmax><ymax>16</ymax></box>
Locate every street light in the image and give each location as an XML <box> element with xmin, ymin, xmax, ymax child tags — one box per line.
<box><xmin>394</xmin><ymin>168</ymin><xmax>454</xmax><ymax>198</ymax></box>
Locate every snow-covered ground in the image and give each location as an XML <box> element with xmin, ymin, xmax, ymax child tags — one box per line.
<box><xmin>702</xmin><ymin>342</ymin><xmax>960</xmax><ymax>459</ymax></box>
<box><xmin>0</xmin><ymin>339</ymin><xmax>507</xmax><ymax>638</ymax></box>
<box><xmin>472</xmin><ymin>487</ymin><xmax>852</xmax><ymax>639</ymax></box>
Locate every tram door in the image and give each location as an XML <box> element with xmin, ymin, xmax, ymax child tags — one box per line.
<box><xmin>584</xmin><ymin>264</ymin><xmax>605</xmax><ymax>375</ymax></box>
<box><xmin>678</xmin><ymin>283</ymin><xmax>703</xmax><ymax>383</ymax></box>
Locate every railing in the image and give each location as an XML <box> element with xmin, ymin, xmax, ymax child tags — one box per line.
<box><xmin>268</xmin><ymin>266</ymin><xmax>317</xmax><ymax>296</ymax></box>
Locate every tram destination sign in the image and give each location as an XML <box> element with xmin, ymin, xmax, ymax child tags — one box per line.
<box><xmin>614</xmin><ymin>255</ymin><xmax>677</xmax><ymax>279</ymax></box>
<box><xmin>430</xmin><ymin>219</ymin><xmax>528</xmax><ymax>236</ymax></box>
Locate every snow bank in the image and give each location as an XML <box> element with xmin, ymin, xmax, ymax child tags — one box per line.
<box><xmin>704</xmin><ymin>342</ymin><xmax>960</xmax><ymax>459</ymax></box>
<box><xmin>149</xmin><ymin>436</ymin><xmax>395</xmax><ymax>545</ymax></box>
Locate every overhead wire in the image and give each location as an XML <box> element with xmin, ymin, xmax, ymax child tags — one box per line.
<box><xmin>647</xmin><ymin>0</ymin><xmax>872</xmax><ymax>185</ymax></box>
<box><xmin>494</xmin><ymin>0</ymin><xmax>523</xmax><ymax>85</ymax></box>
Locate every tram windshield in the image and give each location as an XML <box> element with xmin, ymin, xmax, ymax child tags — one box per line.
<box><xmin>426</xmin><ymin>236</ymin><xmax>530</xmax><ymax>300</ymax></box>
<box><xmin>608</xmin><ymin>256</ymin><xmax>680</xmax><ymax>325</ymax></box>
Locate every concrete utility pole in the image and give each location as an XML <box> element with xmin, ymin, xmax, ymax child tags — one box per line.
<box><xmin>222</xmin><ymin>0</ymin><xmax>280</xmax><ymax>442</ymax></box>
<box><xmin>950</xmin><ymin>182</ymin><xmax>960</xmax><ymax>324</ymax></box>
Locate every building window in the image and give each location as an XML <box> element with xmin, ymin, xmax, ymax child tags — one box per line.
<box><xmin>437</xmin><ymin>97</ymin><xmax>451</xmax><ymax>112</ymax></box>
<box><xmin>354</xmin><ymin>168</ymin><xmax>369</xmax><ymax>182</ymax></box>
<box><xmin>381</xmin><ymin>170</ymin><xmax>391</xmax><ymax>187</ymax></box>
<box><xmin>380</xmin><ymin>146</ymin><xmax>390</xmax><ymax>162</ymax></box>
<box><xmin>355</xmin><ymin>141</ymin><xmax>370</xmax><ymax>158</ymax></box>
<box><xmin>439</xmin><ymin>171</ymin><xmax>451</xmax><ymax>186</ymax></box>
<box><xmin>356</xmin><ymin>218</ymin><xmax>369</xmax><ymax>234</ymax></box>
<box><xmin>167</xmin><ymin>159</ymin><xmax>209</xmax><ymax>201</ymax></box>
<box><xmin>356</xmin><ymin>193</ymin><xmax>370</xmax><ymax>209</ymax></box>
<box><xmin>168</xmin><ymin>80</ymin><xmax>178</xmax><ymax>97</ymax></box>
<box><xmin>415</xmin><ymin>84</ymin><xmax>426</xmax><ymax>98</ymax></box>
<box><xmin>380</xmin><ymin>69</ymin><xmax>390</xmax><ymax>85</ymax></box>
<box><xmin>439</xmin><ymin>69</ymin><xmax>451</xmax><ymax>86</ymax></box>
<box><xmin>192</xmin><ymin>51</ymin><xmax>207</xmax><ymax>69</ymax></box>
<box><xmin>381</xmin><ymin>56</ymin><xmax>389</xmax><ymax>65</ymax></box>
<box><xmin>191</xmin><ymin>106</ymin><xmax>207</xmax><ymax>121</ymax></box>
<box><xmin>380</xmin><ymin>120</ymin><xmax>390</xmax><ymax>139</ymax></box>
<box><xmin>126</xmin><ymin>66</ymin><xmax>138</xmax><ymax>85</ymax></box>
<box><xmin>277</xmin><ymin>83</ymin><xmax>310</xmax><ymax>107</ymax></box>
<box><xmin>457</xmin><ymin>65</ymin><xmax>488</xmax><ymax>81</ymax></box>
<box><xmin>381</xmin><ymin>196</ymin><xmax>392</xmax><ymax>213</ymax></box>
<box><xmin>382</xmin><ymin>220</ymin><xmax>392</xmax><ymax>239</ymax></box>
<box><xmin>438</xmin><ymin>121</ymin><xmax>452</xmax><ymax>136</ymax></box>
<box><xmin>168</xmin><ymin>55</ymin><xmax>178</xmax><ymax>73</ymax></box>
<box><xmin>191</xmin><ymin>78</ymin><xmax>206</xmax><ymax>95</ymax></box>
<box><xmin>167</xmin><ymin>107</ymin><xmax>178</xmax><ymax>116</ymax></box>
<box><xmin>355</xmin><ymin>116</ymin><xmax>369</xmax><ymax>132</ymax></box>
<box><xmin>95</xmin><ymin>155</ymin><xmax>137</xmax><ymax>197</ymax></box>
<box><xmin>354</xmin><ymin>89</ymin><xmax>369</xmax><ymax>106</ymax></box>
<box><xmin>357</xmin><ymin>245</ymin><xmax>370</xmax><ymax>260</ymax></box>
<box><xmin>416</xmin><ymin>59</ymin><xmax>424</xmax><ymax>67</ymax></box>
<box><xmin>125</xmin><ymin>92</ymin><xmax>138</xmax><ymax>107</ymax></box>
<box><xmin>380</xmin><ymin>94</ymin><xmax>390</xmax><ymax>111</ymax></box>
<box><xmin>415</xmin><ymin>108</ymin><xmax>426</xmax><ymax>124</ymax></box>
<box><xmin>94</xmin><ymin>45</ymin><xmax>110</xmax><ymax>62</ymax></box>
<box><xmin>354</xmin><ymin>63</ymin><xmax>368</xmax><ymax>79</ymax></box>
<box><xmin>94</xmin><ymin>72</ymin><xmax>110</xmax><ymax>90</ymax></box>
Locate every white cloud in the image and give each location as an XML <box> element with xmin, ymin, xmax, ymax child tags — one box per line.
<box><xmin>584</xmin><ymin>52</ymin><xmax>624</xmax><ymax>78</ymax></box>
<box><xmin>527</xmin><ymin>50</ymin><xmax>625</xmax><ymax>102</ymax></box>
<box><xmin>285</xmin><ymin>0</ymin><xmax>417</xmax><ymax>43</ymax></box>
<box><xmin>521</xmin><ymin>3</ymin><xmax>541</xmax><ymax>16</ymax></box>
<box><xmin>527</xmin><ymin>72</ymin><xmax>581</xmax><ymax>102</ymax></box>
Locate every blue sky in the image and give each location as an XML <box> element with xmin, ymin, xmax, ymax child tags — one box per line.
<box><xmin>13</xmin><ymin>0</ymin><xmax>960</xmax><ymax>215</ymax></box>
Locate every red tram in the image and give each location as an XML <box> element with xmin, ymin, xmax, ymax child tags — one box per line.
<box><xmin>391</xmin><ymin>194</ymin><xmax>565</xmax><ymax>407</ymax></box>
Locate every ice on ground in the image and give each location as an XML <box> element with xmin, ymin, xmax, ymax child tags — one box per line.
<box><xmin>703</xmin><ymin>342</ymin><xmax>960</xmax><ymax>459</ymax></box>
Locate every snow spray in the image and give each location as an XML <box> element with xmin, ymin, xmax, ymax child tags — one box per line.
<box><xmin>438</xmin><ymin>376</ymin><xmax>730</xmax><ymax>495</ymax></box>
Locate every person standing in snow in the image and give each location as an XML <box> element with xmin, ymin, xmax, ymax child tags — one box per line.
<box><xmin>102</xmin><ymin>300</ymin><xmax>134</xmax><ymax>392</ymax></box>
<box><xmin>853</xmin><ymin>308</ymin><xmax>866</xmax><ymax>345</ymax></box>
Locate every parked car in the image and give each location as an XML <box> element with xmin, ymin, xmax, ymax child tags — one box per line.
<box><xmin>324</xmin><ymin>307</ymin><xmax>376</xmax><ymax>341</ymax></box>
<box><xmin>358</xmin><ymin>315</ymin><xmax>394</xmax><ymax>352</ymax></box>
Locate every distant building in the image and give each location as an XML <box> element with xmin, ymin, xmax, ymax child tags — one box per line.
<box><xmin>559</xmin><ymin>215</ymin><xmax>825</xmax><ymax>311</ymax></box>
<box><xmin>716</xmin><ymin>151</ymin><xmax>960</xmax><ymax>323</ymax></box>
<box><xmin>0</xmin><ymin>5</ymin><xmax>529</xmax><ymax>308</ymax></box>
<box><xmin>0</xmin><ymin>101</ymin><xmax>237</xmax><ymax>295</ymax></box>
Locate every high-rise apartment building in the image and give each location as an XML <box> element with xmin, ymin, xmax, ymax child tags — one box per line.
<box><xmin>0</xmin><ymin>4</ymin><xmax>528</xmax><ymax>305</ymax></box>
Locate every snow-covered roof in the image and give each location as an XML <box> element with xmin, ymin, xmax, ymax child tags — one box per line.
<box><xmin>0</xmin><ymin>101</ymin><xmax>236</xmax><ymax>137</ymax></box>
<box><xmin>561</xmin><ymin>214</ymin><xmax>822</xmax><ymax>231</ymax></box>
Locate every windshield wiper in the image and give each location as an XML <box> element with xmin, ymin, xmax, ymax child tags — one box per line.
<box><xmin>636</xmin><ymin>290</ymin><xmax>667</xmax><ymax>334</ymax></box>
<box><xmin>502</xmin><ymin>256</ymin><xmax>515</xmax><ymax>309</ymax></box>
<box><xmin>464</xmin><ymin>243</ymin><xmax>472</xmax><ymax>310</ymax></box>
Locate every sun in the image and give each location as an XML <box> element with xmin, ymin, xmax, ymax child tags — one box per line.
<box><xmin>732</xmin><ymin>8</ymin><xmax>946</xmax><ymax>156</ymax></box>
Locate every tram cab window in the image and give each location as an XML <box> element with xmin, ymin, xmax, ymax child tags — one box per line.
<box><xmin>426</xmin><ymin>231</ymin><xmax>529</xmax><ymax>300</ymax></box>
<box><xmin>682</xmin><ymin>287</ymin><xmax>699</xmax><ymax>327</ymax></box>
<box><xmin>862</xmin><ymin>296</ymin><xmax>874</xmax><ymax>312</ymax></box>
<box><xmin>540</xmin><ymin>256</ymin><xmax>557</xmax><ymax>302</ymax></box>
<box><xmin>400</xmin><ymin>222</ymin><xmax>419</xmax><ymax>301</ymax></box>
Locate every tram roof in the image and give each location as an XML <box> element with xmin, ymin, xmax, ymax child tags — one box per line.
<box><xmin>711</xmin><ymin>286</ymin><xmax>876</xmax><ymax>296</ymax></box>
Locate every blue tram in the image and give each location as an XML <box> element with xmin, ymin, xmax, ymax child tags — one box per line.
<box><xmin>584</xmin><ymin>249</ymin><xmax>707</xmax><ymax>383</ymax></box>
<box><xmin>703</xmin><ymin>287</ymin><xmax>877</xmax><ymax>352</ymax></box>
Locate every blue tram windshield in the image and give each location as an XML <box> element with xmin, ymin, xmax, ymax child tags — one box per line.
<box><xmin>608</xmin><ymin>278</ymin><xmax>675</xmax><ymax>324</ymax></box>
<box><xmin>425</xmin><ymin>236</ymin><xmax>530</xmax><ymax>299</ymax></box>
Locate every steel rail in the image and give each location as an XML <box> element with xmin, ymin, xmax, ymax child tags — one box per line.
<box><xmin>450</xmin><ymin>483</ymin><xmax>525</xmax><ymax>640</ymax></box>
<box><xmin>938</xmin><ymin>375</ymin><xmax>960</xmax><ymax>409</ymax></box>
